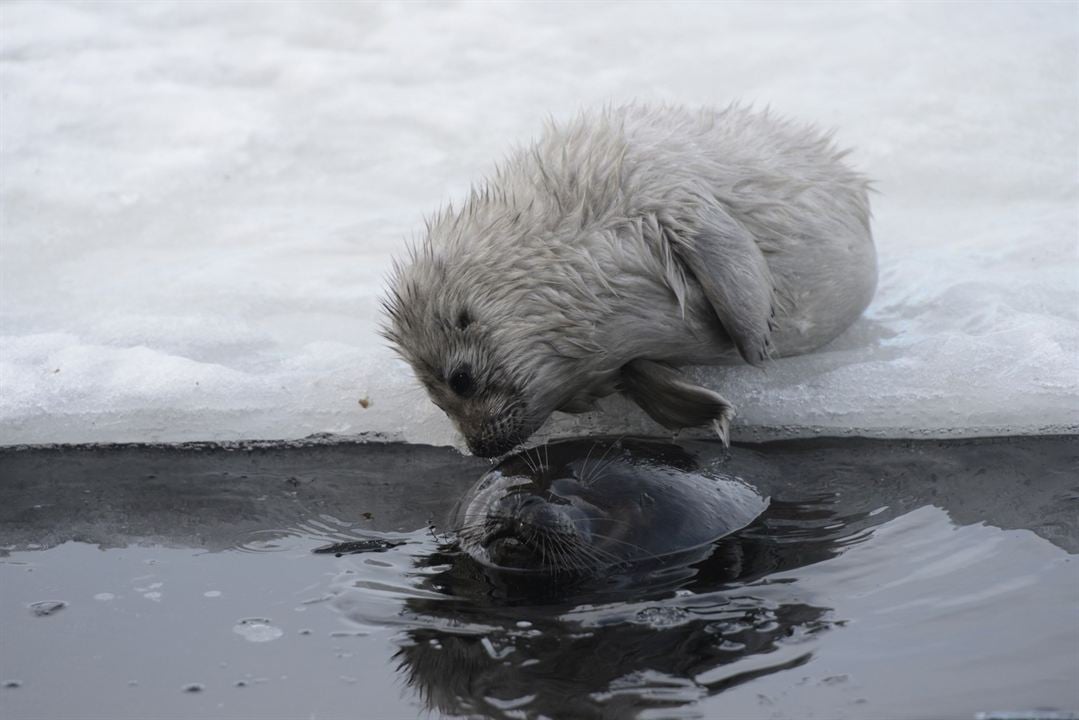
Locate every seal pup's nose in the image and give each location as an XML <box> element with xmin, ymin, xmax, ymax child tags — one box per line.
<box><xmin>468</xmin><ymin>435</ymin><xmax>520</xmax><ymax>459</ymax></box>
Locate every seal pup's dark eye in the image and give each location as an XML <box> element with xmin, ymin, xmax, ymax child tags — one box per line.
<box><xmin>456</xmin><ymin>309</ymin><xmax>472</xmax><ymax>330</ymax></box>
<box><xmin>449</xmin><ymin>367</ymin><xmax>475</xmax><ymax>397</ymax></box>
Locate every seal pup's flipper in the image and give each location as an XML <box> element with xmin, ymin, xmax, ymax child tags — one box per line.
<box><xmin>621</xmin><ymin>359</ymin><xmax>734</xmax><ymax>446</ymax></box>
<box><xmin>672</xmin><ymin>205</ymin><xmax>777</xmax><ymax>366</ymax></box>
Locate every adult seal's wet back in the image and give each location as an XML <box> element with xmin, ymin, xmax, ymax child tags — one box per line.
<box><xmin>451</xmin><ymin>438</ymin><xmax>768</xmax><ymax>573</ymax></box>
<box><xmin>382</xmin><ymin>104</ymin><xmax>877</xmax><ymax>457</ymax></box>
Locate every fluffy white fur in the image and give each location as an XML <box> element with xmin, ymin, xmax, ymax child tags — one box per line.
<box><xmin>383</xmin><ymin>104</ymin><xmax>876</xmax><ymax>456</ymax></box>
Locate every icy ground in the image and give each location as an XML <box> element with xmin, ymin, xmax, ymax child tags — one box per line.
<box><xmin>1</xmin><ymin>2</ymin><xmax>1076</xmax><ymax>446</ymax></box>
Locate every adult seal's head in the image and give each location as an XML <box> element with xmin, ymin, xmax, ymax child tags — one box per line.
<box><xmin>451</xmin><ymin>438</ymin><xmax>768</xmax><ymax>573</ymax></box>
<box><xmin>381</xmin><ymin>104</ymin><xmax>875</xmax><ymax>456</ymax></box>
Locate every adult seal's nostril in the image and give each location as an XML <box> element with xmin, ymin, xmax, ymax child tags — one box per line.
<box><xmin>451</xmin><ymin>438</ymin><xmax>769</xmax><ymax>573</ymax></box>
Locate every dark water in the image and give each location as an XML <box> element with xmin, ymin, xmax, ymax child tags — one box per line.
<box><xmin>0</xmin><ymin>436</ymin><xmax>1076</xmax><ymax>720</ymax></box>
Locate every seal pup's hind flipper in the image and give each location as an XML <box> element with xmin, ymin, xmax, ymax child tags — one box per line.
<box><xmin>621</xmin><ymin>359</ymin><xmax>734</xmax><ymax>446</ymax></box>
<box><xmin>671</xmin><ymin>204</ymin><xmax>777</xmax><ymax>366</ymax></box>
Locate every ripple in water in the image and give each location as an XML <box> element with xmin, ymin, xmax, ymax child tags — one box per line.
<box><xmin>233</xmin><ymin>516</ymin><xmax>398</xmax><ymax>554</ymax></box>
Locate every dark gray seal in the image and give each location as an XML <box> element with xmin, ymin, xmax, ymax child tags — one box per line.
<box><xmin>451</xmin><ymin>438</ymin><xmax>768</xmax><ymax>573</ymax></box>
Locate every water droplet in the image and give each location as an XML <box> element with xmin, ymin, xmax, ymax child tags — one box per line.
<box><xmin>632</xmin><ymin>606</ymin><xmax>689</xmax><ymax>628</ymax></box>
<box><xmin>232</xmin><ymin>618</ymin><xmax>283</xmax><ymax>643</ymax></box>
<box><xmin>29</xmin><ymin>600</ymin><xmax>66</xmax><ymax>617</ymax></box>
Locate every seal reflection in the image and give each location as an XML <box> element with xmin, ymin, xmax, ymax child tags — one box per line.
<box><xmin>452</xmin><ymin>438</ymin><xmax>769</xmax><ymax>574</ymax></box>
<box><xmin>392</xmin><ymin>507</ymin><xmax>842</xmax><ymax>720</ymax></box>
<box><xmin>381</xmin><ymin>439</ymin><xmax>841</xmax><ymax>719</ymax></box>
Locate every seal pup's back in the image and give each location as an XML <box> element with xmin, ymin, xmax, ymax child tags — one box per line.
<box><xmin>383</xmin><ymin>104</ymin><xmax>876</xmax><ymax>457</ymax></box>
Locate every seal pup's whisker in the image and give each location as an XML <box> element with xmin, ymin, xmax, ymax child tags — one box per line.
<box><xmin>518</xmin><ymin>450</ymin><xmax>538</xmax><ymax>476</ymax></box>
<box><xmin>527</xmin><ymin>443</ymin><xmax>547</xmax><ymax>473</ymax></box>
<box><xmin>578</xmin><ymin>440</ymin><xmax>601</xmax><ymax>485</ymax></box>
<box><xmin>582</xmin><ymin>436</ymin><xmax>624</xmax><ymax>485</ymax></box>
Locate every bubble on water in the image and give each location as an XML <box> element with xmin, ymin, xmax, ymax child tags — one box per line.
<box><xmin>232</xmin><ymin>618</ymin><xmax>284</xmax><ymax>643</ymax></box>
<box><xmin>204</xmin><ymin>591</ymin><xmax>222</xmax><ymax>598</ymax></box>
<box><xmin>29</xmin><ymin>600</ymin><xmax>66</xmax><ymax>617</ymax></box>
<box><xmin>182</xmin><ymin>683</ymin><xmax>204</xmax><ymax>693</ymax></box>
<box><xmin>94</xmin><ymin>593</ymin><xmax>115</xmax><ymax>601</ymax></box>
<box><xmin>234</xmin><ymin>529</ymin><xmax>302</xmax><ymax>553</ymax></box>
<box><xmin>632</xmin><ymin>606</ymin><xmax>690</xmax><ymax>628</ymax></box>
<box><xmin>515</xmin><ymin>620</ymin><xmax>533</xmax><ymax>628</ymax></box>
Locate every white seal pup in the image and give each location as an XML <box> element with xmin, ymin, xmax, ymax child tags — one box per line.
<box><xmin>383</xmin><ymin>104</ymin><xmax>876</xmax><ymax>457</ymax></box>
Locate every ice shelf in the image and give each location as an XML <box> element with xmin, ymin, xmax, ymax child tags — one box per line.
<box><xmin>1</xmin><ymin>2</ymin><xmax>1076</xmax><ymax>446</ymax></box>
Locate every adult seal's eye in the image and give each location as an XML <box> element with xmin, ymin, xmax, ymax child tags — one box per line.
<box><xmin>449</xmin><ymin>368</ymin><xmax>475</xmax><ymax>397</ymax></box>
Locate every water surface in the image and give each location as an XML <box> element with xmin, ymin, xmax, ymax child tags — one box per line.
<box><xmin>1</xmin><ymin>436</ymin><xmax>1076</xmax><ymax>719</ymax></box>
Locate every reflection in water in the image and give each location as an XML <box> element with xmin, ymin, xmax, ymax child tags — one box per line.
<box><xmin>450</xmin><ymin>438</ymin><xmax>767</xmax><ymax>573</ymax></box>
<box><xmin>336</xmin><ymin>492</ymin><xmax>866</xmax><ymax>719</ymax></box>
<box><xmin>1</xmin><ymin>436</ymin><xmax>1075</xmax><ymax>720</ymax></box>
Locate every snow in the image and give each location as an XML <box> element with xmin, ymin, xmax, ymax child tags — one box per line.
<box><xmin>1</xmin><ymin>1</ymin><xmax>1076</xmax><ymax>447</ymax></box>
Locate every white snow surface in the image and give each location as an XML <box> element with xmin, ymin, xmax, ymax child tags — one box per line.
<box><xmin>1</xmin><ymin>2</ymin><xmax>1076</xmax><ymax>447</ymax></box>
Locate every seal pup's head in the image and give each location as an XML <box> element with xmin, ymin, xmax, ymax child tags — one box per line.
<box><xmin>381</xmin><ymin>196</ymin><xmax>618</xmax><ymax>457</ymax></box>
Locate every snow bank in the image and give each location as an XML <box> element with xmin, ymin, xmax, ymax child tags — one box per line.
<box><xmin>1</xmin><ymin>2</ymin><xmax>1076</xmax><ymax>446</ymax></box>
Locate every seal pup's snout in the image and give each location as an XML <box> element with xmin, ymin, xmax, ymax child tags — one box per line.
<box><xmin>467</xmin><ymin>433</ymin><xmax>520</xmax><ymax>459</ymax></box>
<box><xmin>462</xmin><ymin>404</ymin><xmax>532</xmax><ymax>458</ymax></box>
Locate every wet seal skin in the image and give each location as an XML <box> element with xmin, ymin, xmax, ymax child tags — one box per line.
<box><xmin>450</xmin><ymin>437</ymin><xmax>768</xmax><ymax>574</ymax></box>
<box><xmin>382</xmin><ymin>104</ymin><xmax>876</xmax><ymax>456</ymax></box>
